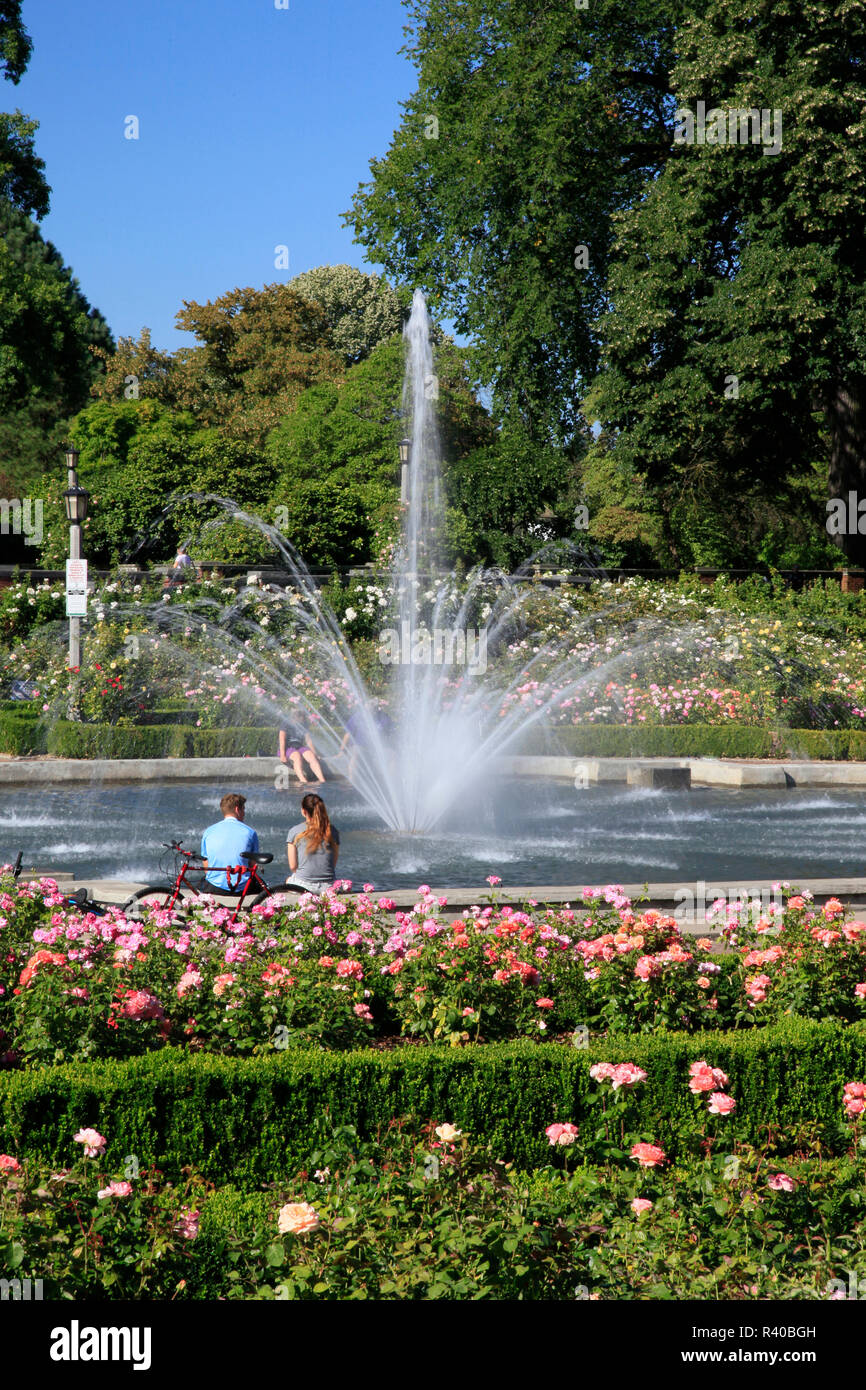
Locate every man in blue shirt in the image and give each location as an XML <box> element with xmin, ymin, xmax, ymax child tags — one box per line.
<box><xmin>201</xmin><ymin>793</ymin><xmax>260</xmax><ymax>893</ymax></box>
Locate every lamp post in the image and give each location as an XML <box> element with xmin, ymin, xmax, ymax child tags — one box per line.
<box><xmin>63</xmin><ymin>448</ymin><xmax>90</xmax><ymax>699</ymax></box>
<box><xmin>399</xmin><ymin>437</ymin><xmax>410</xmax><ymax>505</ymax></box>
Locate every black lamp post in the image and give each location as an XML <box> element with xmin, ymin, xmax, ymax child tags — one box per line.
<box><xmin>399</xmin><ymin>437</ymin><xmax>410</xmax><ymax>504</ymax></box>
<box><xmin>62</xmin><ymin>447</ymin><xmax>90</xmax><ymax>679</ymax></box>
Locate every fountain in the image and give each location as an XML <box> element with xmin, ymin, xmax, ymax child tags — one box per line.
<box><xmin>13</xmin><ymin>290</ymin><xmax>863</xmax><ymax>890</ymax></box>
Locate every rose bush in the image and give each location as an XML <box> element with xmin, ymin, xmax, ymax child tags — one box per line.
<box><xmin>3</xmin><ymin>871</ymin><xmax>866</xmax><ymax>1064</ymax></box>
<box><xmin>5</xmin><ymin>1077</ymin><xmax>866</xmax><ymax>1299</ymax></box>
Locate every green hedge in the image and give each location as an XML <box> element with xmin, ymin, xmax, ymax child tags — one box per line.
<box><xmin>1</xmin><ymin>1020</ymin><xmax>862</xmax><ymax>1187</ymax></box>
<box><xmin>529</xmin><ymin>723</ymin><xmax>866</xmax><ymax>760</ymax></box>
<box><xmin>41</xmin><ymin>723</ymin><xmax>272</xmax><ymax>758</ymax></box>
<box><xmin>4</xmin><ymin>718</ymin><xmax>866</xmax><ymax>760</ymax></box>
<box><xmin>0</xmin><ymin>711</ymin><xmax>47</xmax><ymax>754</ymax></box>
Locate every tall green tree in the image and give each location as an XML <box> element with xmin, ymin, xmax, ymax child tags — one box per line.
<box><xmin>0</xmin><ymin>1</ymin><xmax>48</xmax><ymax>220</ymax></box>
<box><xmin>0</xmin><ymin>204</ymin><xmax>113</xmax><ymax>496</ymax></box>
<box><xmin>289</xmin><ymin>264</ymin><xmax>407</xmax><ymax>365</ymax></box>
<box><xmin>345</xmin><ymin>0</ymin><xmax>684</xmax><ymax>443</ymax></box>
<box><xmin>171</xmin><ymin>283</ymin><xmax>343</xmax><ymax>447</ymax></box>
<box><xmin>583</xmin><ymin>0</ymin><xmax>866</xmax><ymax>567</ymax></box>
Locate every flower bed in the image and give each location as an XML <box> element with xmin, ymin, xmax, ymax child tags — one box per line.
<box><xmin>3</xmin><ymin>1087</ymin><xmax>866</xmax><ymax>1299</ymax></box>
<box><xmin>3</xmin><ymin>873</ymin><xmax>866</xmax><ymax>1068</ymax></box>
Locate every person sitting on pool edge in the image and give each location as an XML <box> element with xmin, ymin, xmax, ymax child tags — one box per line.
<box><xmin>285</xmin><ymin>792</ymin><xmax>340</xmax><ymax>893</ymax></box>
<box><xmin>201</xmin><ymin>792</ymin><xmax>260</xmax><ymax>894</ymax></box>
<box><xmin>278</xmin><ymin>725</ymin><xmax>326</xmax><ymax>784</ymax></box>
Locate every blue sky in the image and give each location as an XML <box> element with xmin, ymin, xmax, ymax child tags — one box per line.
<box><xmin>15</xmin><ymin>0</ymin><xmax>419</xmax><ymax>350</ymax></box>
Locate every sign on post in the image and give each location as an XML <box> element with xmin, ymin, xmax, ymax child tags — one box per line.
<box><xmin>65</xmin><ymin>559</ymin><xmax>88</xmax><ymax>617</ymax></box>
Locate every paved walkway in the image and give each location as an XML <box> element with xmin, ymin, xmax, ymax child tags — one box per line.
<box><xmin>20</xmin><ymin>873</ymin><xmax>866</xmax><ymax>931</ymax></box>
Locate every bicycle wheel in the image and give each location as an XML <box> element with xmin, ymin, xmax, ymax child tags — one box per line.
<box><xmin>121</xmin><ymin>886</ymin><xmax>191</xmax><ymax>922</ymax></box>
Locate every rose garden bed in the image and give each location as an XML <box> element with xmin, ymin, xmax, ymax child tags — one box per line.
<box><xmin>3</xmin><ymin>869</ymin><xmax>866</xmax><ymax>1299</ymax></box>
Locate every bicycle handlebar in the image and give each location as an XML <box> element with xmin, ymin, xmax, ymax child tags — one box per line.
<box><xmin>163</xmin><ymin>841</ymin><xmax>204</xmax><ymax>863</ymax></box>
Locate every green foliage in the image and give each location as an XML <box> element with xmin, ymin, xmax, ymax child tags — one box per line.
<box><xmin>0</xmin><ymin>205</ymin><xmax>112</xmax><ymax>494</ymax></box>
<box><xmin>448</xmin><ymin>425</ymin><xmax>579</xmax><ymax>568</ymax></box>
<box><xmin>1</xmin><ymin>1021</ymin><xmax>863</xmax><ymax>1187</ymax></box>
<box><xmin>6</xmin><ymin>1118</ymin><xmax>866</xmax><ymax>1300</ymax></box>
<box><xmin>345</xmin><ymin>0</ymin><xmax>684</xmax><ymax>441</ymax></box>
<box><xmin>584</xmin><ymin>0</ymin><xmax>866</xmax><ymax>565</ymax></box>
<box><xmin>171</xmin><ymin>282</ymin><xmax>342</xmax><ymax>447</ymax></box>
<box><xmin>288</xmin><ymin>263</ymin><xmax>406</xmax><ymax>365</ymax></box>
<box><xmin>0</xmin><ymin>2</ymin><xmax>32</xmax><ymax>84</ymax></box>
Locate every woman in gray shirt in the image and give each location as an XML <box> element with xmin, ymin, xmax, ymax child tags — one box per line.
<box><xmin>286</xmin><ymin>792</ymin><xmax>340</xmax><ymax>892</ymax></box>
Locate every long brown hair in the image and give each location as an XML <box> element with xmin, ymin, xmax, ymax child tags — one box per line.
<box><xmin>294</xmin><ymin>793</ymin><xmax>333</xmax><ymax>854</ymax></box>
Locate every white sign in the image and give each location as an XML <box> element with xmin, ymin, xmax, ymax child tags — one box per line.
<box><xmin>66</xmin><ymin>558</ymin><xmax>88</xmax><ymax>617</ymax></box>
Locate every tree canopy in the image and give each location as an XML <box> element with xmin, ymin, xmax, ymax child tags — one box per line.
<box><xmin>289</xmin><ymin>263</ymin><xmax>407</xmax><ymax>365</ymax></box>
<box><xmin>345</xmin><ymin>0</ymin><xmax>684</xmax><ymax>443</ymax></box>
<box><xmin>582</xmin><ymin>0</ymin><xmax>866</xmax><ymax>566</ymax></box>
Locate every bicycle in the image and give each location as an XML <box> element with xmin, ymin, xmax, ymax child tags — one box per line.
<box><xmin>6</xmin><ymin>850</ymin><xmax>107</xmax><ymax>916</ymax></box>
<box><xmin>121</xmin><ymin>840</ymin><xmax>285</xmax><ymax>924</ymax></box>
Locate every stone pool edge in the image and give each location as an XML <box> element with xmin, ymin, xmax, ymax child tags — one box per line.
<box><xmin>2</xmin><ymin>754</ymin><xmax>866</xmax><ymax>789</ymax></box>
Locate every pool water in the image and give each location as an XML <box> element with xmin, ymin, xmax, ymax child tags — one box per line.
<box><xmin>3</xmin><ymin>778</ymin><xmax>864</xmax><ymax>890</ymax></box>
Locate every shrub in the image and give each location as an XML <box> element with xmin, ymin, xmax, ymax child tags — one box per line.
<box><xmin>1</xmin><ymin>1020</ymin><xmax>865</xmax><ymax>1186</ymax></box>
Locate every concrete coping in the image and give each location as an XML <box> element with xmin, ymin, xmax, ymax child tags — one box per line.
<box><xmin>3</xmin><ymin>753</ymin><xmax>866</xmax><ymax>788</ymax></box>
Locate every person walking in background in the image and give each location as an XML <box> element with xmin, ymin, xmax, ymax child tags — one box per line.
<box><xmin>278</xmin><ymin>724</ymin><xmax>326</xmax><ymax>784</ymax></box>
<box><xmin>201</xmin><ymin>792</ymin><xmax>259</xmax><ymax>894</ymax></box>
<box><xmin>285</xmin><ymin>792</ymin><xmax>340</xmax><ymax>892</ymax></box>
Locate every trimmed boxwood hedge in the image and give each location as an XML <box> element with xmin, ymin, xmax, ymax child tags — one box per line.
<box><xmin>527</xmin><ymin>723</ymin><xmax>866</xmax><ymax>760</ymax></box>
<box><xmin>44</xmin><ymin>723</ymin><xmax>271</xmax><ymax>758</ymax></box>
<box><xmin>1</xmin><ymin>1020</ymin><xmax>862</xmax><ymax>1188</ymax></box>
<box><xmin>5</xmin><ymin>718</ymin><xmax>866</xmax><ymax>760</ymax></box>
<box><xmin>0</xmin><ymin>710</ymin><xmax>48</xmax><ymax>754</ymax></box>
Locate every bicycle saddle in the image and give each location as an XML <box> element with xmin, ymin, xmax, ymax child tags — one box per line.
<box><xmin>240</xmin><ymin>851</ymin><xmax>273</xmax><ymax>866</ymax></box>
<box><xmin>68</xmin><ymin>887</ymin><xmax>90</xmax><ymax>907</ymax></box>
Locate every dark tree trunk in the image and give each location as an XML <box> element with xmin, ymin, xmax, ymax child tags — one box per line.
<box><xmin>827</xmin><ymin>376</ymin><xmax>866</xmax><ymax>567</ymax></box>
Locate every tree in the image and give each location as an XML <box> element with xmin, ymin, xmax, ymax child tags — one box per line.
<box><xmin>345</xmin><ymin>0</ymin><xmax>684</xmax><ymax>443</ymax></box>
<box><xmin>171</xmin><ymin>283</ymin><xmax>343</xmax><ymax>446</ymax></box>
<box><xmin>0</xmin><ymin>3</ymin><xmax>48</xmax><ymax>220</ymax></box>
<box><xmin>266</xmin><ymin>334</ymin><xmax>497</xmax><ymax>566</ymax></box>
<box><xmin>448</xmin><ymin>425</ymin><xmax>577</xmax><ymax>569</ymax></box>
<box><xmin>582</xmin><ymin>0</ymin><xmax>866</xmax><ymax>566</ymax></box>
<box><xmin>89</xmin><ymin>328</ymin><xmax>177</xmax><ymax>405</ymax></box>
<box><xmin>289</xmin><ymin>264</ymin><xmax>407</xmax><ymax>365</ymax></box>
<box><xmin>0</xmin><ymin>204</ymin><xmax>113</xmax><ymax>495</ymax></box>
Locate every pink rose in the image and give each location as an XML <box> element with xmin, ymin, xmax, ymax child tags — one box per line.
<box><xmin>707</xmin><ymin>1092</ymin><xmax>736</xmax><ymax>1115</ymax></box>
<box><xmin>278</xmin><ymin>1202</ymin><xmax>320</xmax><ymax>1236</ymax></box>
<box><xmin>536</xmin><ymin>997</ymin><xmax>554</xmax><ymax>1009</ymax></box>
<box><xmin>174</xmin><ymin>1208</ymin><xmax>200</xmax><ymax>1240</ymax></box>
<box><xmin>177</xmin><ymin>969</ymin><xmax>202</xmax><ymax>999</ymax></box>
<box><xmin>545</xmin><ymin>1122</ymin><xmax>579</xmax><ymax>1147</ymax></box>
<box><xmin>611</xmin><ymin>1063</ymin><xmax>647</xmax><ymax>1090</ymax></box>
<box><xmin>74</xmin><ymin>1128</ymin><xmax>106</xmax><ymax>1158</ymax></box>
<box><xmin>767</xmin><ymin>1174</ymin><xmax>795</xmax><ymax>1193</ymax></box>
<box><xmin>855</xmin><ymin>983</ymin><xmax>866</xmax><ymax>1000</ymax></box>
<box><xmin>589</xmin><ymin>1063</ymin><xmax>616</xmax><ymax>1082</ymax></box>
<box><xmin>97</xmin><ymin>1180</ymin><xmax>133</xmax><ymax>1199</ymax></box>
<box><xmin>631</xmin><ymin>1197</ymin><xmax>653</xmax><ymax>1215</ymax></box>
<box><xmin>630</xmin><ymin>1142</ymin><xmax>665</xmax><ymax>1168</ymax></box>
<box><xmin>120</xmin><ymin>989</ymin><xmax>164</xmax><ymax>1021</ymax></box>
<box><xmin>0</xmin><ymin>1154</ymin><xmax>20</xmax><ymax>1172</ymax></box>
